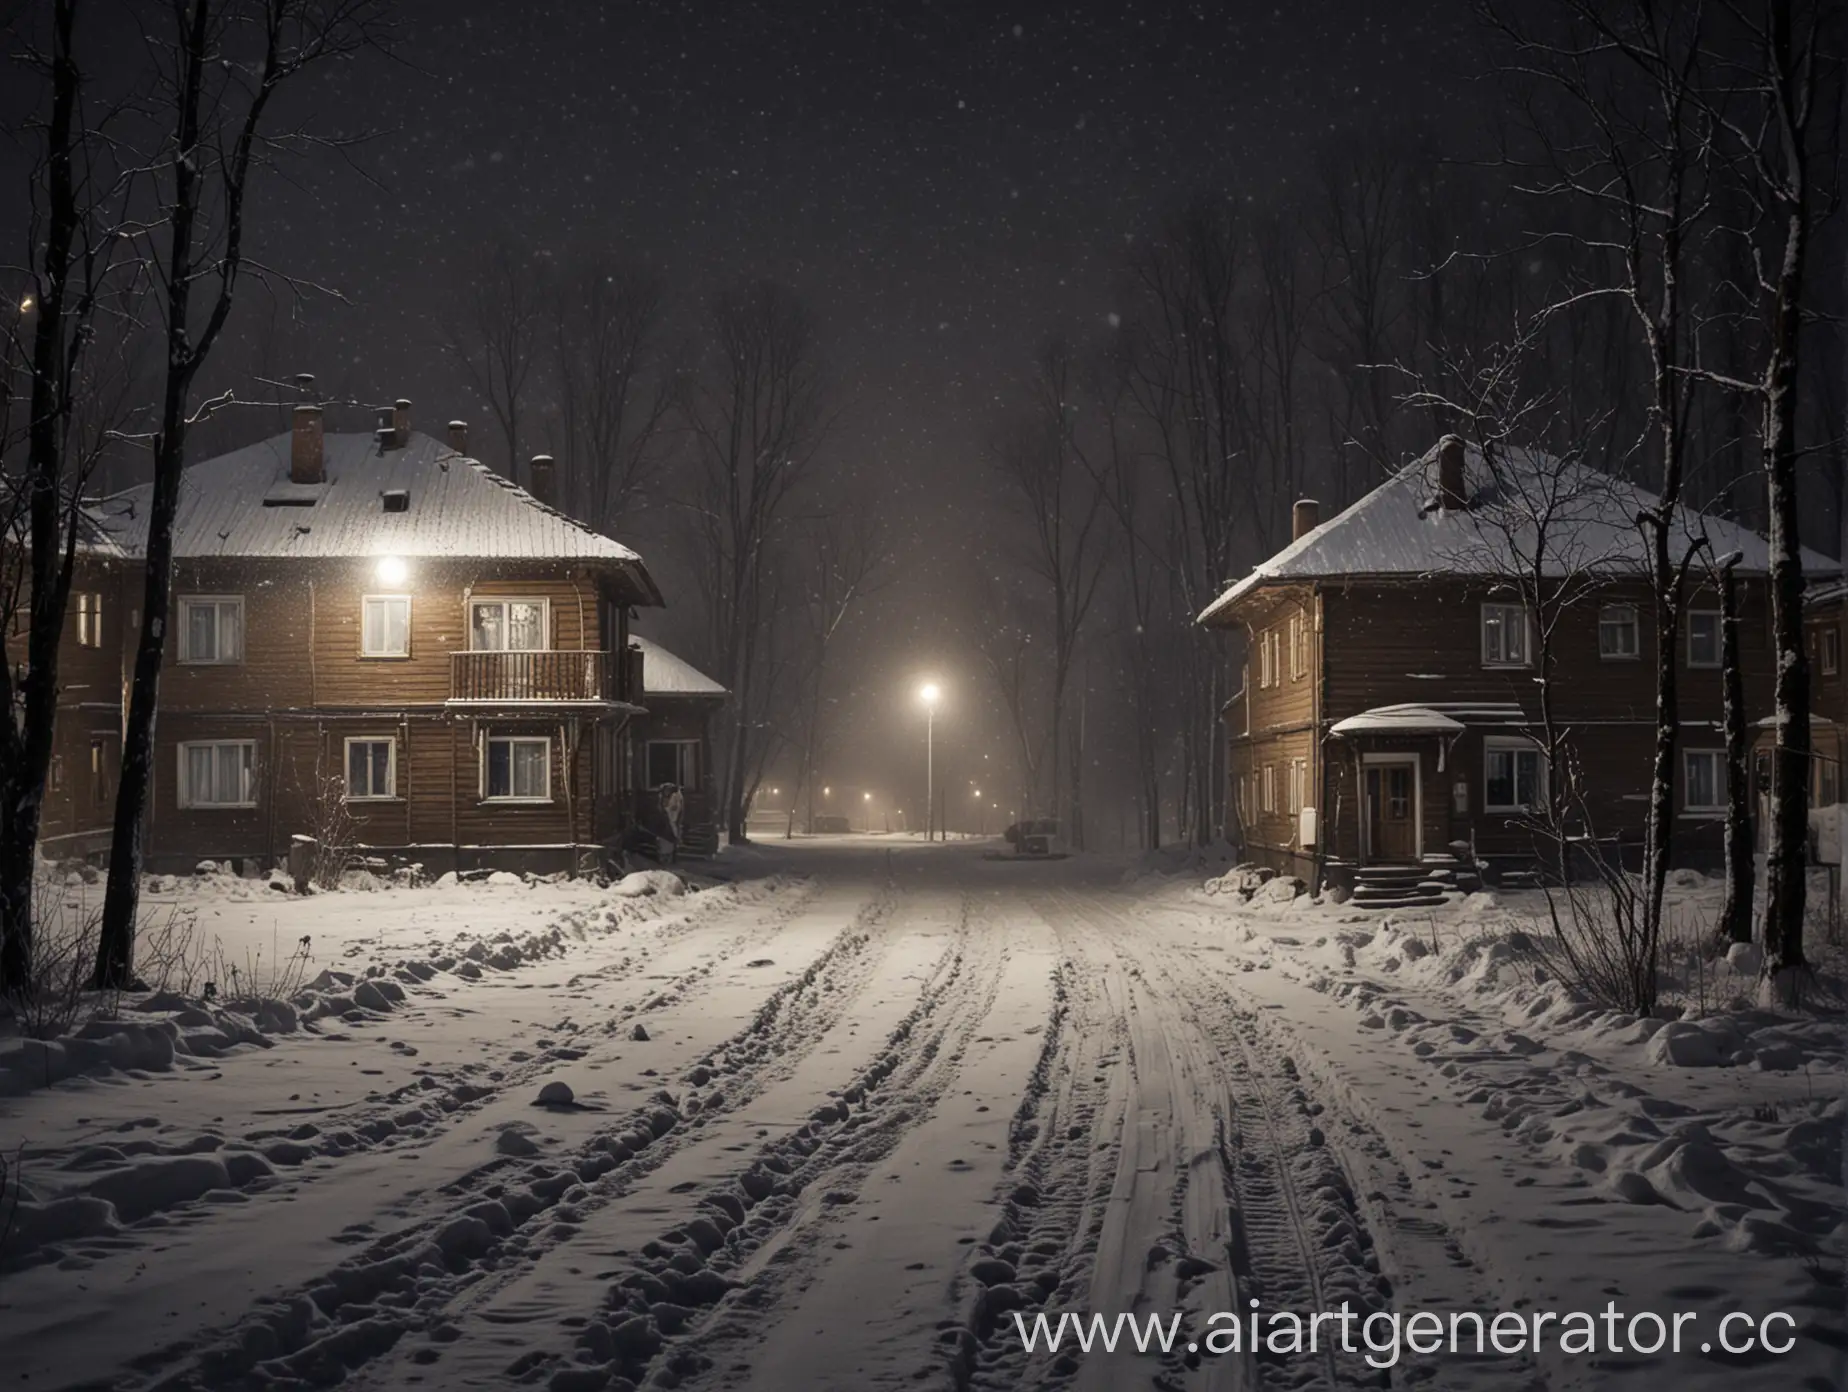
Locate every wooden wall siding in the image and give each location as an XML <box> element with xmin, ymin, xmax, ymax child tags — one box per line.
<box><xmin>1239</xmin><ymin>589</ymin><xmax>1318</xmax><ymax>736</ymax></box>
<box><xmin>144</xmin><ymin>712</ymin><xmax>607</xmax><ymax>868</ymax></box>
<box><xmin>159</xmin><ymin>559</ymin><xmax>613</xmax><ymax>714</ymax></box>
<box><xmin>1320</xmin><ymin>578</ymin><xmax>1776</xmax><ymax>727</ymax></box>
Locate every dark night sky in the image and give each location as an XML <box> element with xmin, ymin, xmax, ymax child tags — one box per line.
<box><xmin>29</xmin><ymin>0</ymin><xmax>1481</xmax><ymax>822</ymax></box>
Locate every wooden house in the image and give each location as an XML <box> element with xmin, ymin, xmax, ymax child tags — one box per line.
<box><xmin>1197</xmin><ymin>435</ymin><xmax>1842</xmax><ymax>900</ymax></box>
<box><xmin>58</xmin><ymin>403</ymin><xmax>664</xmax><ymax>876</ymax></box>
<box><xmin>625</xmin><ymin>634</ymin><xmax>727</xmax><ymax>857</ymax></box>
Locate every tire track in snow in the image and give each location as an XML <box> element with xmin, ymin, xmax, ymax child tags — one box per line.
<box><xmin>320</xmin><ymin>878</ymin><xmax>973</xmax><ymax>1390</ymax></box>
<box><xmin>53</xmin><ymin>877</ymin><xmax>884</xmax><ymax>1392</ymax></box>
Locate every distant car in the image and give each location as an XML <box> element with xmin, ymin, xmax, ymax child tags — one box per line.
<box><xmin>1004</xmin><ymin>819</ymin><xmax>1062</xmax><ymax>856</ymax></box>
<box><xmin>811</xmin><ymin>814</ymin><xmax>853</xmax><ymax>834</ymax></box>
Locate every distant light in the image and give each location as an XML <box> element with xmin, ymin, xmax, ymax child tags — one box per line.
<box><xmin>972</xmin><ymin>788</ymin><xmax>981</xmax><ymax>798</ymax></box>
<box><xmin>822</xmin><ymin>785</ymin><xmax>831</xmax><ymax>796</ymax></box>
<box><xmin>919</xmin><ymin>681</ymin><xmax>941</xmax><ymax>706</ymax></box>
<box><xmin>376</xmin><ymin>556</ymin><xmax>409</xmax><ymax>585</ymax></box>
<box><xmin>863</xmin><ymin>792</ymin><xmax>872</xmax><ymax>801</ymax></box>
<box><xmin>18</xmin><ymin>296</ymin><xmax>33</xmax><ymax>312</ymax></box>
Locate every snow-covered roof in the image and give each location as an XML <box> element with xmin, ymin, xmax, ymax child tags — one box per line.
<box><xmin>1330</xmin><ymin>705</ymin><xmax>1467</xmax><ymax>737</ymax></box>
<box><xmin>631</xmin><ymin>634</ymin><xmax>726</xmax><ymax>699</ymax></box>
<box><xmin>1809</xmin><ymin>577</ymin><xmax>1846</xmax><ymax>608</ymax></box>
<box><xmin>1198</xmin><ymin>440</ymin><xmax>1841</xmax><ymax>626</ymax></box>
<box><xmin>90</xmin><ymin>430</ymin><xmax>662</xmax><ymax>601</ymax></box>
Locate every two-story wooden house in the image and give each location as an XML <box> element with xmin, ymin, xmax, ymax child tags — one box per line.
<box><xmin>1199</xmin><ymin>435</ymin><xmax>1842</xmax><ymax>897</ymax></box>
<box><xmin>71</xmin><ymin>403</ymin><xmax>664</xmax><ymax>876</ymax></box>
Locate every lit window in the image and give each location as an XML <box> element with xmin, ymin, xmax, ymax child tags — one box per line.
<box><xmin>485</xmin><ymin>735</ymin><xmax>550</xmax><ymax>800</ymax></box>
<box><xmin>1484</xmin><ymin>740</ymin><xmax>1545</xmax><ymax>811</ymax></box>
<box><xmin>345</xmin><ymin>738</ymin><xmax>396</xmax><ymax>799</ymax></box>
<box><xmin>361</xmin><ymin>596</ymin><xmax>411</xmax><ymax>657</ymax></box>
<box><xmin>1598</xmin><ymin>604</ymin><xmax>1639</xmax><ymax>660</ymax></box>
<box><xmin>75</xmin><ymin>592</ymin><xmax>103</xmax><ymax>648</ymax></box>
<box><xmin>1686</xmin><ymin>611</ymin><xmax>1721</xmax><ymax>668</ymax></box>
<box><xmin>179</xmin><ymin>740</ymin><xmax>257</xmax><ymax>808</ymax></box>
<box><xmin>179</xmin><ymin>596</ymin><xmax>244</xmax><ymax>664</ymax></box>
<box><xmin>1684</xmin><ymin>750</ymin><xmax>1725</xmax><ymax>811</ymax></box>
<box><xmin>1481</xmin><ymin>603</ymin><xmax>1530</xmax><ymax>666</ymax></box>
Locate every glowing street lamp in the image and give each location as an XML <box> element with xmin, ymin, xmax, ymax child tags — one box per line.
<box><xmin>918</xmin><ymin>681</ymin><xmax>941</xmax><ymax>841</ymax></box>
<box><xmin>862</xmin><ymin>789</ymin><xmax>873</xmax><ymax>833</ymax></box>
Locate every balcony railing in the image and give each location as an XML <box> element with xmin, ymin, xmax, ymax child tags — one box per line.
<box><xmin>450</xmin><ymin>649</ymin><xmax>617</xmax><ymax>704</ymax></box>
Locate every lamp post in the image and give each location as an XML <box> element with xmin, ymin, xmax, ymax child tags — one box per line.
<box><xmin>863</xmin><ymin>790</ymin><xmax>873</xmax><ymax>833</ymax></box>
<box><xmin>918</xmin><ymin>681</ymin><xmax>941</xmax><ymax>841</ymax></box>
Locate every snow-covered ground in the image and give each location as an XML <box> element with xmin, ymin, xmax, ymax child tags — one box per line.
<box><xmin>0</xmin><ymin>841</ymin><xmax>1840</xmax><ymax>1391</ymax></box>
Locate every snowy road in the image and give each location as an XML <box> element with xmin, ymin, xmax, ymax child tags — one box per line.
<box><xmin>1</xmin><ymin>841</ymin><xmax>1840</xmax><ymax>1391</ymax></box>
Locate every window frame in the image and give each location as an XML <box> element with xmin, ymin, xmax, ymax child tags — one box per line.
<box><xmin>1482</xmin><ymin>737</ymin><xmax>1546</xmax><ymax>814</ymax></box>
<box><xmin>178</xmin><ymin>595</ymin><xmax>246</xmax><ymax>666</ymax></box>
<box><xmin>343</xmin><ymin>736</ymin><xmax>398</xmax><ymax>801</ymax></box>
<box><xmin>482</xmin><ymin>733</ymin><xmax>553</xmax><ymax>803</ymax></box>
<box><xmin>645</xmin><ymin>739</ymin><xmax>699</xmax><ymax>789</ymax></box>
<box><xmin>1597</xmin><ymin>603</ymin><xmax>1640</xmax><ymax>662</ymax></box>
<box><xmin>1682</xmin><ymin>748</ymin><xmax>1727</xmax><ymax>813</ymax></box>
<box><xmin>177</xmin><ymin>739</ymin><xmax>259</xmax><ymax>809</ymax></box>
<box><xmin>1260</xmin><ymin>763</ymin><xmax>1275</xmax><ymax>815</ymax></box>
<box><xmin>1686</xmin><ymin>610</ymin><xmax>1722</xmax><ymax>669</ymax></box>
<box><xmin>1480</xmin><ymin>602</ymin><xmax>1532</xmax><ymax>668</ymax></box>
<box><xmin>1811</xmin><ymin>623</ymin><xmax>1840</xmax><ymax>677</ymax></box>
<box><xmin>359</xmin><ymin>594</ymin><xmax>413</xmax><ymax>659</ymax></box>
<box><xmin>468</xmin><ymin>596</ymin><xmax>551</xmax><ymax>653</ymax></box>
<box><xmin>75</xmin><ymin>591</ymin><xmax>103</xmax><ymax>648</ymax></box>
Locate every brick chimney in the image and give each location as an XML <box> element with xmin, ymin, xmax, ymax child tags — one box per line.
<box><xmin>1436</xmin><ymin>434</ymin><xmax>1468</xmax><ymax>511</ymax></box>
<box><xmin>291</xmin><ymin>404</ymin><xmax>324</xmax><ymax>484</ymax></box>
<box><xmin>528</xmin><ymin>454</ymin><xmax>557</xmax><ymax>508</ymax></box>
<box><xmin>447</xmin><ymin>420</ymin><xmax>469</xmax><ymax>454</ymax></box>
<box><xmin>393</xmin><ymin>398</ymin><xmax>411</xmax><ymax>444</ymax></box>
<box><xmin>1292</xmin><ymin>498</ymin><xmax>1320</xmax><ymax>541</ymax></box>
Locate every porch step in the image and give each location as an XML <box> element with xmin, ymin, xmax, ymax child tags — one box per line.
<box><xmin>1350</xmin><ymin>859</ymin><xmax>1471</xmax><ymax>910</ymax></box>
<box><xmin>677</xmin><ymin>824</ymin><xmax>720</xmax><ymax>859</ymax></box>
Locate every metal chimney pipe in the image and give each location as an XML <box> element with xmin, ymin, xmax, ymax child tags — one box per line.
<box><xmin>1292</xmin><ymin>498</ymin><xmax>1321</xmax><ymax>542</ymax></box>
<box><xmin>447</xmin><ymin>420</ymin><xmax>469</xmax><ymax>455</ymax></box>
<box><xmin>528</xmin><ymin>454</ymin><xmax>557</xmax><ymax>508</ymax></box>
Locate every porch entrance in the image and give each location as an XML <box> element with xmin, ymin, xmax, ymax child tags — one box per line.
<box><xmin>1365</xmin><ymin>760</ymin><xmax>1418</xmax><ymax>863</ymax></box>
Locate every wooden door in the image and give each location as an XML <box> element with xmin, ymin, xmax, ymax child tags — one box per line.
<box><xmin>1365</xmin><ymin>762</ymin><xmax>1417</xmax><ymax>862</ymax></box>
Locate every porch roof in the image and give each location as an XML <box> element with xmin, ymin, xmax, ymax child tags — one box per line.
<box><xmin>1330</xmin><ymin>704</ymin><xmax>1467</xmax><ymax>738</ymax></box>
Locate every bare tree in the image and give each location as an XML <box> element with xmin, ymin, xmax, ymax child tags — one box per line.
<box><xmin>678</xmin><ymin>279</ymin><xmax>828</xmax><ymax>844</ymax></box>
<box><xmin>549</xmin><ymin>261</ymin><xmax>675</xmax><ymax>531</ymax></box>
<box><xmin>444</xmin><ymin>238</ymin><xmax>544</xmax><ymax>481</ymax></box>
<box><xmin>1487</xmin><ymin>0</ymin><xmax>1722</xmax><ymax>968</ymax></box>
<box><xmin>94</xmin><ymin>0</ymin><xmax>390</xmax><ymax>987</ymax></box>
<box><xmin>990</xmin><ymin>338</ymin><xmax>1112</xmax><ymax>840</ymax></box>
<box><xmin>0</xmin><ymin>0</ymin><xmax>147</xmax><ymax>995</ymax></box>
<box><xmin>788</xmin><ymin>509</ymin><xmax>888</xmax><ymax>837</ymax></box>
<box><xmin>1679</xmin><ymin>0</ymin><xmax>1839</xmax><ymax>994</ymax></box>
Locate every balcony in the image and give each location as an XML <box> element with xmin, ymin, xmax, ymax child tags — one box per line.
<box><xmin>450</xmin><ymin>649</ymin><xmax>621</xmax><ymax>705</ymax></box>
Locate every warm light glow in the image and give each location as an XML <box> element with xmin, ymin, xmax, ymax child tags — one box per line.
<box><xmin>863</xmin><ymin>791</ymin><xmax>872</xmax><ymax>801</ymax></box>
<box><xmin>822</xmin><ymin>785</ymin><xmax>831</xmax><ymax>796</ymax></box>
<box><xmin>918</xmin><ymin>681</ymin><xmax>941</xmax><ymax>706</ymax></box>
<box><xmin>972</xmin><ymin>788</ymin><xmax>981</xmax><ymax>798</ymax></box>
<box><xmin>18</xmin><ymin>296</ymin><xmax>33</xmax><ymax>312</ymax></box>
<box><xmin>376</xmin><ymin>555</ymin><xmax>409</xmax><ymax>585</ymax></box>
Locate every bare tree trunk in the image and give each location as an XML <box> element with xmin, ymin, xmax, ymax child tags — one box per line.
<box><xmin>1718</xmin><ymin>555</ymin><xmax>1755</xmax><ymax>944</ymax></box>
